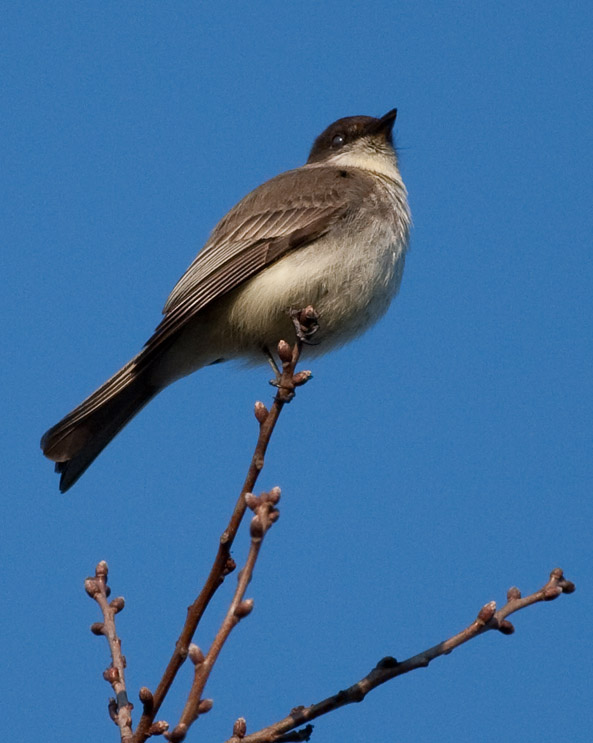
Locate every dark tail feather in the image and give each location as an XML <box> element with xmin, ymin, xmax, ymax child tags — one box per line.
<box><xmin>41</xmin><ymin>359</ymin><xmax>159</xmax><ymax>492</ymax></box>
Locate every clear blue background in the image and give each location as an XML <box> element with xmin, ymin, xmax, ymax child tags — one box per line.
<box><xmin>3</xmin><ymin>2</ymin><xmax>591</xmax><ymax>742</ymax></box>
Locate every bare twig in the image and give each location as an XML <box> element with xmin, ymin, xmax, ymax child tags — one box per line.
<box><xmin>166</xmin><ymin>489</ymin><xmax>281</xmax><ymax>742</ymax></box>
<box><xmin>85</xmin><ymin>561</ymin><xmax>134</xmax><ymax>742</ymax></box>
<box><xmin>132</xmin><ymin>308</ymin><xmax>317</xmax><ymax>742</ymax></box>
<box><xmin>227</xmin><ymin>568</ymin><xmax>575</xmax><ymax>743</ymax></box>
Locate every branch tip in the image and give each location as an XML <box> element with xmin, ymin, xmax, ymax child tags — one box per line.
<box><xmin>139</xmin><ymin>686</ymin><xmax>153</xmax><ymax>702</ymax></box>
<box><xmin>263</xmin><ymin>486</ymin><xmax>281</xmax><ymax>504</ymax></box>
<box><xmin>139</xmin><ymin>686</ymin><xmax>154</xmax><ymax>716</ymax></box>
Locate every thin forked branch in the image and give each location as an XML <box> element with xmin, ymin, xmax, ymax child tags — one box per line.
<box><xmin>166</xmin><ymin>488</ymin><xmax>282</xmax><ymax>742</ymax></box>
<box><xmin>86</xmin><ymin>308</ymin><xmax>318</xmax><ymax>742</ymax></box>
<box><xmin>134</xmin><ymin>311</ymin><xmax>315</xmax><ymax>741</ymax></box>
<box><xmin>225</xmin><ymin>568</ymin><xmax>575</xmax><ymax>743</ymax></box>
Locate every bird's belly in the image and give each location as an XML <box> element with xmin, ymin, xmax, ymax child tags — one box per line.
<box><xmin>219</xmin><ymin>225</ymin><xmax>406</xmax><ymax>360</ymax></box>
<box><xmin>151</xmin><ymin>224</ymin><xmax>407</xmax><ymax>386</ymax></box>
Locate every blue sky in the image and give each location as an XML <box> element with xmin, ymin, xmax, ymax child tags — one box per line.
<box><xmin>3</xmin><ymin>2</ymin><xmax>592</xmax><ymax>742</ymax></box>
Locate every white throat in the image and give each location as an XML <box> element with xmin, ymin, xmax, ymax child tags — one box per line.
<box><xmin>324</xmin><ymin>146</ymin><xmax>401</xmax><ymax>181</ymax></box>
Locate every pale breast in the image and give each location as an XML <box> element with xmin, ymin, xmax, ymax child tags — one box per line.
<box><xmin>220</xmin><ymin>179</ymin><xmax>409</xmax><ymax>358</ymax></box>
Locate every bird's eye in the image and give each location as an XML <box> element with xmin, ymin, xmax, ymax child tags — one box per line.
<box><xmin>331</xmin><ymin>134</ymin><xmax>345</xmax><ymax>148</ymax></box>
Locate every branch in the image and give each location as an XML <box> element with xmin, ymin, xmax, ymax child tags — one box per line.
<box><xmin>226</xmin><ymin>568</ymin><xmax>575</xmax><ymax>743</ymax></box>
<box><xmin>85</xmin><ymin>561</ymin><xmax>134</xmax><ymax>742</ymax></box>
<box><xmin>131</xmin><ymin>308</ymin><xmax>317</xmax><ymax>742</ymax></box>
<box><xmin>166</xmin><ymin>488</ymin><xmax>281</xmax><ymax>742</ymax></box>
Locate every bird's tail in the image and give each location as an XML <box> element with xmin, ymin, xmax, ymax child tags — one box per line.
<box><xmin>41</xmin><ymin>359</ymin><xmax>159</xmax><ymax>492</ymax></box>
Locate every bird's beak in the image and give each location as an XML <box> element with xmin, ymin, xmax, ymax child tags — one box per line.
<box><xmin>368</xmin><ymin>108</ymin><xmax>398</xmax><ymax>137</ymax></box>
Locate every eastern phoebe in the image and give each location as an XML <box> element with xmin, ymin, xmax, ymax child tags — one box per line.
<box><xmin>41</xmin><ymin>109</ymin><xmax>411</xmax><ymax>491</ymax></box>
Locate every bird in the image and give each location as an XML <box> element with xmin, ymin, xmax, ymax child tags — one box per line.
<box><xmin>41</xmin><ymin>109</ymin><xmax>411</xmax><ymax>492</ymax></box>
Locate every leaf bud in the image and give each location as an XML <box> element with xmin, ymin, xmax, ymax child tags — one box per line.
<box><xmin>198</xmin><ymin>698</ymin><xmax>213</xmax><ymax>714</ymax></box>
<box><xmin>233</xmin><ymin>717</ymin><xmax>247</xmax><ymax>738</ymax></box>
<box><xmin>235</xmin><ymin>599</ymin><xmax>254</xmax><ymax>618</ymax></box>
<box><xmin>277</xmin><ymin>340</ymin><xmax>292</xmax><ymax>363</ymax></box>
<box><xmin>477</xmin><ymin>601</ymin><xmax>496</xmax><ymax>623</ymax></box>
<box><xmin>110</xmin><ymin>596</ymin><xmax>125</xmax><ymax>613</ymax></box>
<box><xmin>254</xmin><ymin>401</ymin><xmax>269</xmax><ymax>423</ymax></box>
<box><xmin>188</xmin><ymin>644</ymin><xmax>205</xmax><ymax>665</ymax></box>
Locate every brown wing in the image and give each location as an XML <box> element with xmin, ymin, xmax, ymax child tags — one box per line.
<box><xmin>138</xmin><ymin>165</ymin><xmax>368</xmax><ymax>364</ymax></box>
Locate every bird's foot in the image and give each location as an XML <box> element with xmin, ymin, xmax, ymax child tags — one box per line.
<box><xmin>289</xmin><ymin>305</ymin><xmax>320</xmax><ymax>345</ymax></box>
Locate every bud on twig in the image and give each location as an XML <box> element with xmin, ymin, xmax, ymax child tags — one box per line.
<box><xmin>265</xmin><ymin>486</ymin><xmax>281</xmax><ymax>504</ymax></box>
<box><xmin>103</xmin><ymin>666</ymin><xmax>119</xmax><ymax>683</ymax></box>
<box><xmin>507</xmin><ymin>586</ymin><xmax>521</xmax><ymax>601</ymax></box>
<box><xmin>139</xmin><ymin>686</ymin><xmax>154</xmax><ymax>710</ymax></box>
<box><xmin>90</xmin><ymin>622</ymin><xmax>105</xmax><ymax>635</ymax></box>
<box><xmin>277</xmin><ymin>340</ymin><xmax>292</xmax><ymax>363</ymax></box>
<box><xmin>188</xmin><ymin>644</ymin><xmax>205</xmax><ymax>665</ymax></box>
<box><xmin>110</xmin><ymin>597</ymin><xmax>125</xmax><ymax>613</ymax></box>
<box><xmin>235</xmin><ymin>599</ymin><xmax>254</xmax><ymax>618</ymax></box>
<box><xmin>149</xmin><ymin>720</ymin><xmax>169</xmax><ymax>735</ymax></box>
<box><xmin>477</xmin><ymin>601</ymin><xmax>496</xmax><ymax>624</ymax></box>
<box><xmin>198</xmin><ymin>698</ymin><xmax>214</xmax><ymax>714</ymax></box>
<box><xmin>85</xmin><ymin>578</ymin><xmax>100</xmax><ymax>598</ymax></box>
<box><xmin>376</xmin><ymin>656</ymin><xmax>398</xmax><ymax>669</ymax></box>
<box><xmin>245</xmin><ymin>492</ymin><xmax>259</xmax><ymax>510</ymax></box>
<box><xmin>224</xmin><ymin>556</ymin><xmax>237</xmax><ymax>575</ymax></box>
<box><xmin>254</xmin><ymin>401</ymin><xmax>269</xmax><ymax>423</ymax></box>
<box><xmin>233</xmin><ymin>717</ymin><xmax>247</xmax><ymax>738</ymax></box>
<box><xmin>108</xmin><ymin>697</ymin><xmax>119</xmax><ymax>723</ymax></box>
<box><xmin>139</xmin><ymin>686</ymin><xmax>153</xmax><ymax>702</ymax></box>
<box><xmin>250</xmin><ymin>516</ymin><xmax>264</xmax><ymax>539</ymax></box>
<box><xmin>293</xmin><ymin>370</ymin><xmax>312</xmax><ymax>386</ymax></box>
